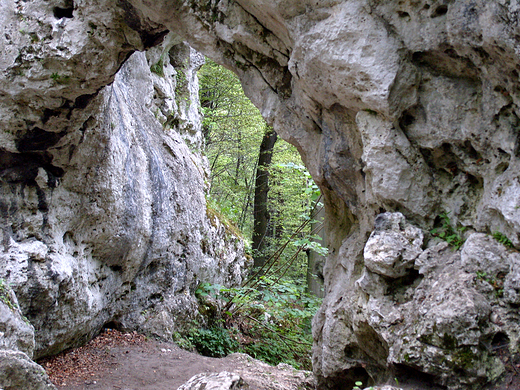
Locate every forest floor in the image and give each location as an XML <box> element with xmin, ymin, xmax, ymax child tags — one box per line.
<box><xmin>37</xmin><ymin>328</ymin><xmax>520</xmax><ymax>390</ymax></box>
<box><xmin>37</xmin><ymin>328</ymin><xmax>315</xmax><ymax>390</ymax></box>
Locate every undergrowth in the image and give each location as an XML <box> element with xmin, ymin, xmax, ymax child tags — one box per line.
<box><xmin>0</xmin><ymin>278</ymin><xmax>17</xmax><ymax>311</ymax></box>
<box><xmin>430</xmin><ymin>211</ymin><xmax>466</xmax><ymax>250</ymax></box>
<box><xmin>492</xmin><ymin>231</ymin><xmax>514</xmax><ymax>248</ymax></box>
<box><xmin>206</xmin><ymin>196</ymin><xmax>243</xmax><ymax>239</ymax></box>
<box><xmin>183</xmin><ymin>276</ymin><xmax>321</xmax><ymax>369</ymax></box>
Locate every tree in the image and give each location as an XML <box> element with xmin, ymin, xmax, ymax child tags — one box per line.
<box><xmin>199</xmin><ymin>59</ymin><xmax>264</xmax><ymax>232</ymax></box>
<box><xmin>252</xmin><ymin>126</ymin><xmax>278</xmax><ymax>268</ymax></box>
<box><xmin>198</xmin><ymin>59</ymin><xmax>325</xmax><ymax>291</ymax></box>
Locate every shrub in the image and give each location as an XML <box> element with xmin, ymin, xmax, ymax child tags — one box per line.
<box><xmin>188</xmin><ymin>326</ymin><xmax>239</xmax><ymax>358</ymax></box>
<box><xmin>193</xmin><ymin>277</ymin><xmax>321</xmax><ymax>369</ymax></box>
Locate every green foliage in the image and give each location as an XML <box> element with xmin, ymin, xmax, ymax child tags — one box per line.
<box><xmin>187</xmin><ymin>326</ymin><xmax>239</xmax><ymax>358</ymax></box>
<box><xmin>292</xmin><ymin>237</ymin><xmax>328</xmax><ymax>256</ymax></box>
<box><xmin>264</xmin><ymin>157</ymin><xmax>324</xmax><ymax>279</ymax></box>
<box><xmin>0</xmin><ymin>279</ymin><xmax>17</xmax><ymax>311</ymax></box>
<box><xmin>50</xmin><ymin>72</ymin><xmax>70</xmax><ymax>85</ymax></box>
<box><xmin>430</xmin><ymin>211</ymin><xmax>466</xmax><ymax>250</ymax></box>
<box><xmin>195</xmin><ymin>59</ymin><xmax>326</xmax><ymax>368</ymax></box>
<box><xmin>353</xmin><ymin>381</ymin><xmax>375</xmax><ymax>390</ymax></box>
<box><xmin>492</xmin><ymin>231</ymin><xmax>514</xmax><ymax>248</ymax></box>
<box><xmin>476</xmin><ymin>270</ymin><xmax>504</xmax><ymax>298</ymax></box>
<box><xmin>172</xmin><ymin>331</ymin><xmax>194</xmax><ymax>350</ymax></box>
<box><xmin>195</xmin><ymin>277</ymin><xmax>321</xmax><ymax>369</ymax></box>
<box><xmin>199</xmin><ymin>59</ymin><xmax>266</xmax><ymax>234</ymax></box>
<box><xmin>199</xmin><ymin>59</ymin><xmax>323</xmax><ymax>275</ymax></box>
<box><xmin>150</xmin><ymin>54</ymin><xmax>165</xmax><ymax>77</ymax></box>
<box><xmin>206</xmin><ymin>196</ymin><xmax>243</xmax><ymax>239</ymax></box>
<box><xmin>175</xmin><ymin>67</ymin><xmax>190</xmax><ymax>109</ymax></box>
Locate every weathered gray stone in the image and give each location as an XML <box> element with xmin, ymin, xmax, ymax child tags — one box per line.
<box><xmin>0</xmin><ymin>279</ymin><xmax>34</xmax><ymax>357</ymax></box>
<box><xmin>0</xmin><ymin>27</ymin><xmax>250</xmax><ymax>361</ymax></box>
<box><xmin>219</xmin><ymin>353</ymin><xmax>316</xmax><ymax>390</ymax></box>
<box><xmin>0</xmin><ymin>278</ymin><xmax>55</xmax><ymax>389</ymax></box>
<box><xmin>363</xmin><ymin>212</ymin><xmax>423</xmax><ymax>278</ymax></box>
<box><xmin>0</xmin><ymin>350</ymin><xmax>56</xmax><ymax>390</ymax></box>
<box><xmin>176</xmin><ymin>371</ymin><xmax>248</xmax><ymax>390</ymax></box>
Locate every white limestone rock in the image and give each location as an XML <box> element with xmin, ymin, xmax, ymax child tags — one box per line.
<box><xmin>0</xmin><ymin>350</ymin><xmax>56</xmax><ymax>390</ymax></box>
<box><xmin>363</xmin><ymin>212</ymin><xmax>424</xmax><ymax>278</ymax></box>
<box><xmin>177</xmin><ymin>371</ymin><xmax>248</xmax><ymax>390</ymax></box>
<box><xmin>0</xmin><ymin>35</ymin><xmax>249</xmax><ymax>360</ymax></box>
<box><xmin>0</xmin><ymin>280</ymin><xmax>34</xmax><ymax>357</ymax></box>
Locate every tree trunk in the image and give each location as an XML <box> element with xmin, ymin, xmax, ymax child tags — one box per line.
<box><xmin>306</xmin><ymin>205</ymin><xmax>325</xmax><ymax>297</ymax></box>
<box><xmin>252</xmin><ymin>127</ymin><xmax>278</xmax><ymax>268</ymax></box>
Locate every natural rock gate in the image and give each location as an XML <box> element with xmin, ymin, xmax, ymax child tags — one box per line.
<box><xmin>1</xmin><ymin>1</ymin><xmax>520</xmax><ymax>389</ymax></box>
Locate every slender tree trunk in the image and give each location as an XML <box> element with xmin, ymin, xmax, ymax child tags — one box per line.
<box><xmin>306</xmin><ymin>205</ymin><xmax>325</xmax><ymax>297</ymax></box>
<box><xmin>252</xmin><ymin>127</ymin><xmax>278</xmax><ymax>268</ymax></box>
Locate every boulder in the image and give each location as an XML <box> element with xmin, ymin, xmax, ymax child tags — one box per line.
<box><xmin>177</xmin><ymin>371</ymin><xmax>248</xmax><ymax>390</ymax></box>
<box><xmin>0</xmin><ymin>281</ymin><xmax>56</xmax><ymax>390</ymax></box>
<box><xmin>0</xmin><ymin>279</ymin><xmax>34</xmax><ymax>357</ymax></box>
<box><xmin>0</xmin><ymin>350</ymin><xmax>56</xmax><ymax>390</ymax></box>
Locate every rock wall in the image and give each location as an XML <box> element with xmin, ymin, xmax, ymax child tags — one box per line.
<box><xmin>2</xmin><ymin>0</ymin><xmax>520</xmax><ymax>389</ymax></box>
<box><xmin>0</xmin><ymin>0</ymin><xmax>249</xmax><ymax>371</ymax></box>
<box><xmin>123</xmin><ymin>1</ymin><xmax>519</xmax><ymax>388</ymax></box>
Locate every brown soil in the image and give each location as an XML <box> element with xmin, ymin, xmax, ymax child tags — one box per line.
<box><xmin>38</xmin><ymin>329</ymin><xmax>520</xmax><ymax>390</ymax></box>
<box><xmin>38</xmin><ymin>329</ymin><xmax>315</xmax><ymax>390</ymax></box>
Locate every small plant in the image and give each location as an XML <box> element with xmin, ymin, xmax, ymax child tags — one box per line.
<box><xmin>193</xmin><ymin>277</ymin><xmax>322</xmax><ymax>369</ymax></box>
<box><xmin>492</xmin><ymin>231</ymin><xmax>514</xmax><ymax>248</ymax></box>
<box><xmin>150</xmin><ymin>51</ymin><xmax>167</xmax><ymax>77</ymax></box>
<box><xmin>205</xmin><ymin>196</ymin><xmax>243</xmax><ymax>238</ymax></box>
<box><xmin>353</xmin><ymin>381</ymin><xmax>374</xmax><ymax>390</ymax></box>
<box><xmin>353</xmin><ymin>381</ymin><xmax>364</xmax><ymax>390</ymax></box>
<box><xmin>150</xmin><ymin>59</ymin><xmax>164</xmax><ymax>77</ymax></box>
<box><xmin>476</xmin><ymin>271</ymin><xmax>504</xmax><ymax>298</ymax></box>
<box><xmin>430</xmin><ymin>211</ymin><xmax>466</xmax><ymax>250</ymax></box>
<box><xmin>173</xmin><ymin>332</ymin><xmax>194</xmax><ymax>351</ymax></box>
<box><xmin>0</xmin><ymin>279</ymin><xmax>17</xmax><ymax>311</ymax></box>
<box><xmin>187</xmin><ymin>326</ymin><xmax>238</xmax><ymax>357</ymax></box>
<box><xmin>292</xmin><ymin>237</ymin><xmax>328</xmax><ymax>256</ymax></box>
<box><xmin>50</xmin><ymin>72</ymin><xmax>70</xmax><ymax>84</ymax></box>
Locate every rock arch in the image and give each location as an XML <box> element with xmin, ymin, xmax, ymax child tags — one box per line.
<box><xmin>2</xmin><ymin>0</ymin><xmax>520</xmax><ymax>388</ymax></box>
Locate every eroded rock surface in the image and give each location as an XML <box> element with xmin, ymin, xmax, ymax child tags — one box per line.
<box><xmin>129</xmin><ymin>2</ymin><xmax>519</xmax><ymax>388</ymax></box>
<box><xmin>175</xmin><ymin>354</ymin><xmax>316</xmax><ymax>390</ymax></box>
<box><xmin>2</xmin><ymin>0</ymin><xmax>520</xmax><ymax>389</ymax></box>
<box><xmin>0</xmin><ymin>282</ymin><xmax>56</xmax><ymax>389</ymax></box>
<box><xmin>0</xmin><ymin>350</ymin><xmax>56</xmax><ymax>390</ymax></box>
<box><xmin>177</xmin><ymin>371</ymin><xmax>248</xmax><ymax>390</ymax></box>
<box><xmin>0</xmin><ymin>1</ymin><xmax>249</xmax><ymax>363</ymax></box>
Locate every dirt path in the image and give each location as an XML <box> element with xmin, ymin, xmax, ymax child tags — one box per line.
<box><xmin>39</xmin><ymin>329</ymin><xmax>520</xmax><ymax>390</ymax></box>
<box><xmin>38</xmin><ymin>329</ymin><xmax>315</xmax><ymax>390</ymax></box>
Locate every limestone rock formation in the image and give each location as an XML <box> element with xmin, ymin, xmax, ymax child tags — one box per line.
<box><xmin>176</xmin><ymin>353</ymin><xmax>316</xmax><ymax>390</ymax></box>
<box><xmin>0</xmin><ymin>350</ymin><xmax>56</xmax><ymax>390</ymax></box>
<box><xmin>2</xmin><ymin>0</ymin><xmax>520</xmax><ymax>389</ymax></box>
<box><xmin>121</xmin><ymin>1</ymin><xmax>519</xmax><ymax>388</ymax></box>
<box><xmin>0</xmin><ymin>282</ymin><xmax>56</xmax><ymax>389</ymax></box>
<box><xmin>0</xmin><ymin>0</ymin><xmax>249</xmax><ymax>368</ymax></box>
